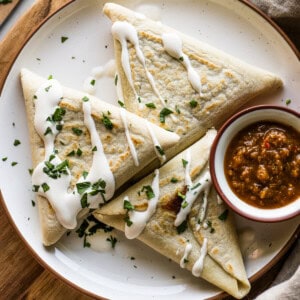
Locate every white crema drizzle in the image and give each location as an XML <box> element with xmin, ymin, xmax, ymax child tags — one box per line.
<box><xmin>146</xmin><ymin>121</ymin><xmax>167</xmax><ymax>164</ymax></box>
<box><xmin>174</xmin><ymin>151</ymin><xmax>211</xmax><ymax>227</ymax></box>
<box><xmin>124</xmin><ymin>169</ymin><xmax>160</xmax><ymax>239</ymax></box>
<box><xmin>180</xmin><ymin>242</ymin><xmax>192</xmax><ymax>268</ymax></box>
<box><xmin>192</xmin><ymin>238</ymin><xmax>208</xmax><ymax>277</ymax></box>
<box><xmin>119</xmin><ymin>107</ymin><xmax>139</xmax><ymax>166</ymax></box>
<box><xmin>162</xmin><ymin>33</ymin><xmax>202</xmax><ymax>95</ymax></box>
<box><xmin>32</xmin><ymin>80</ymin><xmax>115</xmax><ymax>228</ymax></box>
<box><xmin>112</xmin><ymin>21</ymin><xmax>177</xmax><ymax>119</ymax></box>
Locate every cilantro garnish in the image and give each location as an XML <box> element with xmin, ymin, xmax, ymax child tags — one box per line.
<box><xmin>102</xmin><ymin>113</ymin><xmax>113</xmax><ymax>130</ymax></box>
<box><xmin>218</xmin><ymin>209</ymin><xmax>229</xmax><ymax>221</ymax></box>
<box><xmin>159</xmin><ymin>107</ymin><xmax>173</xmax><ymax>123</ymax></box>
<box><xmin>72</xmin><ymin>127</ymin><xmax>83</xmax><ymax>136</ymax></box>
<box><xmin>142</xmin><ymin>185</ymin><xmax>155</xmax><ymax>200</ymax></box>
<box><xmin>145</xmin><ymin>103</ymin><xmax>156</xmax><ymax>109</ymax></box>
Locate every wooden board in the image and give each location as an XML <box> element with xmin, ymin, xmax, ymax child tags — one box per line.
<box><xmin>0</xmin><ymin>0</ymin><xmax>21</xmax><ymax>27</ymax></box>
<box><xmin>0</xmin><ymin>0</ymin><xmax>298</xmax><ymax>299</ymax></box>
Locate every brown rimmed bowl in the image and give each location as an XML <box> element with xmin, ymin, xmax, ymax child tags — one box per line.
<box><xmin>210</xmin><ymin>105</ymin><xmax>300</xmax><ymax>222</ymax></box>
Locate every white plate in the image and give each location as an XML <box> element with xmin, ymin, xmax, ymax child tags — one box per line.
<box><xmin>0</xmin><ymin>0</ymin><xmax>299</xmax><ymax>299</ymax></box>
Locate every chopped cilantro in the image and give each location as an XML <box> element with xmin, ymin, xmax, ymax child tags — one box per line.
<box><xmin>183</xmin><ymin>258</ymin><xmax>189</xmax><ymax>264</ymax></box>
<box><xmin>44</xmin><ymin>85</ymin><xmax>52</xmax><ymax>92</ymax></box>
<box><xmin>145</xmin><ymin>103</ymin><xmax>156</xmax><ymax>109</ymax></box>
<box><xmin>82</xmin><ymin>96</ymin><xmax>89</xmax><ymax>102</ymax></box>
<box><xmin>106</xmin><ymin>235</ymin><xmax>118</xmax><ymax>249</ymax></box>
<box><xmin>76</xmin><ymin>219</ymin><xmax>89</xmax><ymax>237</ymax></box>
<box><xmin>102</xmin><ymin>113</ymin><xmax>113</xmax><ymax>130</ymax></box>
<box><xmin>118</xmin><ymin>100</ymin><xmax>125</xmax><ymax>107</ymax></box>
<box><xmin>181</xmin><ymin>200</ymin><xmax>188</xmax><ymax>208</ymax></box>
<box><xmin>285</xmin><ymin>99</ymin><xmax>292</xmax><ymax>105</ymax></box>
<box><xmin>170</xmin><ymin>177</ymin><xmax>178</xmax><ymax>183</ymax></box>
<box><xmin>218</xmin><ymin>209</ymin><xmax>229</xmax><ymax>221</ymax></box>
<box><xmin>124</xmin><ymin>215</ymin><xmax>133</xmax><ymax>227</ymax></box>
<box><xmin>83</xmin><ymin>235</ymin><xmax>91</xmax><ymax>248</ymax></box>
<box><xmin>32</xmin><ymin>185</ymin><xmax>40</xmax><ymax>192</ymax></box>
<box><xmin>189</xmin><ymin>99</ymin><xmax>198</xmax><ymax>108</ymax></box>
<box><xmin>182</xmin><ymin>159</ymin><xmax>188</xmax><ymax>168</ymax></box>
<box><xmin>67</xmin><ymin>150</ymin><xmax>75</xmax><ymax>157</ymax></box>
<box><xmin>82</xmin><ymin>171</ymin><xmax>88</xmax><ymax>179</ymax></box>
<box><xmin>76</xmin><ymin>148</ymin><xmax>82</xmax><ymax>156</ymax></box>
<box><xmin>76</xmin><ymin>181</ymin><xmax>91</xmax><ymax>195</ymax></box>
<box><xmin>159</xmin><ymin>107</ymin><xmax>173</xmax><ymax>123</ymax></box>
<box><xmin>114</xmin><ymin>75</ymin><xmax>118</xmax><ymax>86</ymax></box>
<box><xmin>28</xmin><ymin>169</ymin><xmax>33</xmax><ymax>175</ymax></box>
<box><xmin>80</xmin><ymin>193</ymin><xmax>89</xmax><ymax>208</ymax></box>
<box><xmin>179</xmin><ymin>56</ymin><xmax>184</xmax><ymax>61</ymax></box>
<box><xmin>51</xmin><ymin>107</ymin><xmax>66</xmax><ymax>122</ymax></box>
<box><xmin>123</xmin><ymin>199</ymin><xmax>134</xmax><ymax>211</ymax></box>
<box><xmin>90</xmin><ymin>79</ymin><xmax>96</xmax><ymax>86</ymax></box>
<box><xmin>2</xmin><ymin>157</ymin><xmax>7</xmax><ymax>162</ymax></box>
<box><xmin>41</xmin><ymin>182</ymin><xmax>50</xmax><ymax>192</ymax></box>
<box><xmin>72</xmin><ymin>127</ymin><xmax>83</xmax><ymax>136</ymax></box>
<box><xmin>44</xmin><ymin>127</ymin><xmax>53</xmax><ymax>136</ymax></box>
<box><xmin>142</xmin><ymin>185</ymin><xmax>155</xmax><ymax>199</ymax></box>
<box><xmin>48</xmin><ymin>75</ymin><xmax>53</xmax><ymax>80</ymax></box>
<box><xmin>191</xmin><ymin>182</ymin><xmax>201</xmax><ymax>190</ymax></box>
<box><xmin>31</xmin><ymin>200</ymin><xmax>36</xmax><ymax>207</ymax></box>
<box><xmin>61</xmin><ymin>36</ymin><xmax>68</xmax><ymax>43</ymax></box>
<box><xmin>92</xmin><ymin>146</ymin><xmax>97</xmax><ymax>152</ymax></box>
<box><xmin>137</xmin><ymin>96</ymin><xmax>141</xmax><ymax>103</ymax></box>
<box><xmin>178</xmin><ymin>192</ymin><xmax>186</xmax><ymax>200</ymax></box>
<box><xmin>11</xmin><ymin>162</ymin><xmax>18</xmax><ymax>167</ymax></box>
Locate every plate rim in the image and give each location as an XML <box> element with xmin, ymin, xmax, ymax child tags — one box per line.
<box><xmin>0</xmin><ymin>0</ymin><xmax>299</xmax><ymax>299</ymax></box>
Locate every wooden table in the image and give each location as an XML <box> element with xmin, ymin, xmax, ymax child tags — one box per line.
<box><xmin>0</xmin><ymin>1</ymin><xmax>298</xmax><ymax>299</ymax></box>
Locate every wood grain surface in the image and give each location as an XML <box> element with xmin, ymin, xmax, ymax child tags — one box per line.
<box><xmin>0</xmin><ymin>0</ymin><xmax>298</xmax><ymax>299</ymax></box>
<box><xmin>0</xmin><ymin>0</ymin><xmax>21</xmax><ymax>26</ymax></box>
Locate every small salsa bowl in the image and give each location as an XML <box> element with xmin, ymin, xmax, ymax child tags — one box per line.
<box><xmin>210</xmin><ymin>105</ymin><xmax>300</xmax><ymax>222</ymax></box>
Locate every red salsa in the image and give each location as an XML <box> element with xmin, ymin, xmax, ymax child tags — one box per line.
<box><xmin>225</xmin><ymin>122</ymin><xmax>300</xmax><ymax>209</ymax></box>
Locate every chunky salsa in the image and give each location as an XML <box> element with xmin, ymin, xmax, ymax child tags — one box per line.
<box><xmin>225</xmin><ymin>121</ymin><xmax>300</xmax><ymax>209</ymax></box>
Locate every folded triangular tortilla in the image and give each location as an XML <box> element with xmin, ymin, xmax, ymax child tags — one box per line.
<box><xmin>104</xmin><ymin>3</ymin><xmax>282</xmax><ymax>160</ymax></box>
<box><xmin>94</xmin><ymin>129</ymin><xmax>250</xmax><ymax>299</ymax></box>
<box><xmin>20</xmin><ymin>68</ymin><xmax>179</xmax><ymax>246</ymax></box>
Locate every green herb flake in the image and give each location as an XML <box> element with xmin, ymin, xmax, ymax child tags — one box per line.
<box><xmin>176</xmin><ymin>220</ymin><xmax>187</xmax><ymax>234</ymax></box>
<box><xmin>44</xmin><ymin>127</ymin><xmax>53</xmax><ymax>136</ymax></box>
<box><xmin>67</xmin><ymin>150</ymin><xmax>75</xmax><ymax>157</ymax></box>
<box><xmin>48</xmin><ymin>75</ymin><xmax>53</xmax><ymax>80</ymax></box>
<box><xmin>218</xmin><ymin>209</ymin><xmax>229</xmax><ymax>221</ymax></box>
<box><xmin>183</xmin><ymin>258</ymin><xmax>189</xmax><ymax>264</ymax></box>
<box><xmin>33</xmin><ymin>95</ymin><xmax>38</xmax><ymax>100</ymax></box>
<box><xmin>102</xmin><ymin>113</ymin><xmax>114</xmax><ymax>130</ymax></box>
<box><xmin>175</xmin><ymin>105</ymin><xmax>181</xmax><ymax>114</ymax></box>
<box><xmin>76</xmin><ymin>219</ymin><xmax>89</xmax><ymax>238</ymax></box>
<box><xmin>76</xmin><ymin>181</ymin><xmax>91</xmax><ymax>195</ymax></box>
<box><xmin>32</xmin><ymin>185</ymin><xmax>40</xmax><ymax>192</ymax></box>
<box><xmin>106</xmin><ymin>235</ymin><xmax>118</xmax><ymax>249</ymax></box>
<box><xmin>142</xmin><ymin>185</ymin><xmax>155</xmax><ymax>200</ymax></box>
<box><xmin>28</xmin><ymin>168</ymin><xmax>33</xmax><ymax>175</ymax></box>
<box><xmin>83</xmin><ymin>235</ymin><xmax>91</xmax><ymax>248</ymax></box>
<box><xmin>285</xmin><ymin>99</ymin><xmax>292</xmax><ymax>105</ymax></box>
<box><xmin>31</xmin><ymin>200</ymin><xmax>36</xmax><ymax>207</ymax></box>
<box><xmin>82</xmin><ymin>171</ymin><xmax>88</xmax><ymax>179</ymax></box>
<box><xmin>0</xmin><ymin>0</ymin><xmax>13</xmax><ymax>5</ymax></box>
<box><xmin>118</xmin><ymin>100</ymin><xmax>125</xmax><ymax>107</ymax></box>
<box><xmin>90</xmin><ymin>79</ymin><xmax>96</xmax><ymax>86</ymax></box>
<box><xmin>210</xmin><ymin>228</ymin><xmax>215</xmax><ymax>233</ymax></box>
<box><xmin>182</xmin><ymin>159</ymin><xmax>188</xmax><ymax>168</ymax></box>
<box><xmin>155</xmin><ymin>145</ymin><xmax>165</xmax><ymax>156</ymax></box>
<box><xmin>123</xmin><ymin>199</ymin><xmax>134</xmax><ymax>211</ymax></box>
<box><xmin>72</xmin><ymin>127</ymin><xmax>83</xmax><ymax>136</ymax></box>
<box><xmin>44</xmin><ymin>85</ymin><xmax>52</xmax><ymax>92</ymax></box>
<box><xmin>92</xmin><ymin>146</ymin><xmax>97</xmax><ymax>152</ymax></box>
<box><xmin>80</xmin><ymin>193</ymin><xmax>89</xmax><ymax>208</ymax></box>
<box><xmin>181</xmin><ymin>200</ymin><xmax>188</xmax><ymax>208</ymax></box>
<box><xmin>189</xmin><ymin>99</ymin><xmax>198</xmax><ymax>108</ymax></box>
<box><xmin>61</xmin><ymin>36</ymin><xmax>69</xmax><ymax>43</ymax></box>
<box><xmin>76</xmin><ymin>148</ymin><xmax>83</xmax><ymax>156</ymax></box>
<box><xmin>145</xmin><ymin>103</ymin><xmax>156</xmax><ymax>109</ymax></box>
<box><xmin>178</xmin><ymin>192</ymin><xmax>186</xmax><ymax>200</ymax></box>
<box><xmin>137</xmin><ymin>97</ymin><xmax>141</xmax><ymax>103</ymax></box>
<box><xmin>82</xmin><ymin>96</ymin><xmax>89</xmax><ymax>102</ymax></box>
<box><xmin>191</xmin><ymin>182</ymin><xmax>201</xmax><ymax>190</ymax></box>
<box><xmin>179</xmin><ymin>56</ymin><xmax>184</xmax><ymax>61</ymax></box>
<box><xmin>41</xmin><ymin>182</ymin><xmax>50</xmax><ymax>192</ymax></box>
<box><xmin>11</xmin><ymin>161</ymin><xmax>18</xmax><ymax>167</ymax></box>
<box><xmin>114</xmin><ymin>74</ymin><xmax>118</xmax><ymax>86</ymax></box>
<box><xmin>2</xmin><ymin>157</ymin><xmax>8</xmax><ymax>162</ymax></box>
<box><xmin>124</xmin><ymin>215</ymin><xmax>133</xmax><ymax>227</ymax></box>
<box><xmin>159</xmin><ymin>107</ymin><xmax>173</xmax><ymax>123</ymax></box>
<box><xmin>170</xmin><ymin>177</ymin><xmax>178</xmax><ymax>183</ymax></box>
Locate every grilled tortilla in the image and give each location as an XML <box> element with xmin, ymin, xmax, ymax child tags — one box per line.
<box><xmin>104</xmin><ymin>2</ymin><xmax>282</xmax><ymax>160</ymax></box>
<box><xmin>20</xmin><ymin>68</ymin><xmax>179</xmax><ymax>246</ymax></box>
<box><xmin>94</xmin><ymin>129</ymin><xmax>250</xmax><ymax>299</ymax></box>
